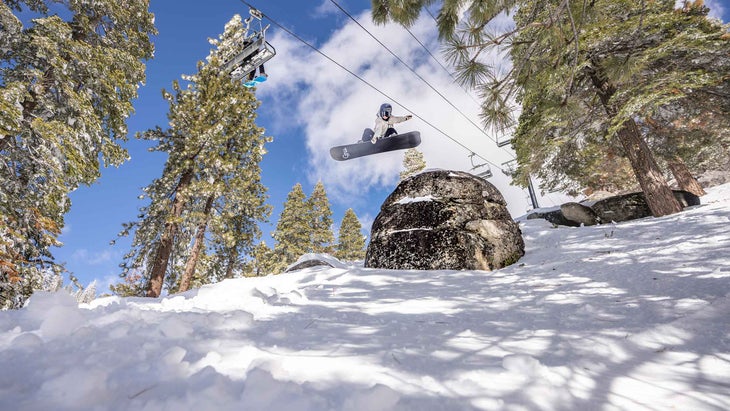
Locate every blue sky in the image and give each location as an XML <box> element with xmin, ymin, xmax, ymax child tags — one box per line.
<box><xmin>52</xmin><ymin>0</ymin><xmax>729</xmax><ymax>292</ymax></box>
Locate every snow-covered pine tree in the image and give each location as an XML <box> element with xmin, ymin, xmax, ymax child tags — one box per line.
<box><xmin>373</xmin><ymin>0</ymin><xmax>729</xmax><ymax>217</ymax></box>
<box><xmin>510</xmin><ymin>0</ymin><xmax>728</xmax><ymax>206</ymax></box>
<box><xmin>116</xmin><ymin>14</ymin><xmax>270</xmax><ymax>297</ymax></box>
<box><xmin>400</xmin><ymin>148</ymin><xmax>426</xmax><ymax>180</ymax></box>
<box><xmin>0</xmin><ymin>0</ymin><xmax>155</xmax><ymax>308</ymax></box>
<box><xmin>335</xmin><ymin>209</ymin><xmax>366</xmax><ymax>261</ymax></box>
<box><xmin>109</xmin><ymin>269</ymin><xmax>145</xmax><ymax>297</ymax></box>
<box><xmin>271</xmin><ymin>183</ymin><xmax>311</xmax><ymax>272</ymax></box>
<box><xmin>642</xmin><ymin>87</ymin><xmax>730</xmax><ymax>196</ymax></box>
<box><xmin>243</xmin><ymin>241</ymin><xmax>277</xmax><ymax>277</ymax></box>
<box><xmin>307</xmin><ymin>181</ymin><xmax>335</xmax><ymax>254</ymax></box>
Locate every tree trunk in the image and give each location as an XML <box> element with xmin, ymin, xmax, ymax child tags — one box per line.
<box><xmin>613</xmin><ymin>119</ymin><xmax>683</xmax><ymax>216</ymax></box>
<box><xmin>178</xmin><ymin>195</ymin><xmax>215</xmax><ymax>293</ymax></box>
<box><xmin>224</xmin><ymin>252</ymin><xmax>237</xmax><ymax>279</ymax></box>
<box><xmin>587</xmin><ymin>63</ymin><xmax>682</xmax><ymax>217</ymax></box>
<box><xmin>667</xmin><ymin>156</ymin><xmax>706</xmax><ymax>197</ymax></box>
<box><xmin>145</xmin><ymin>169</ymin><xmax>194</xmax><ymax>297</ymax></box>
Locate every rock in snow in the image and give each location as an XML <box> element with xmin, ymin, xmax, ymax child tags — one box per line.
<box><xmin>366</xmin><ymin>170</ymin><xmax>524</xmax><ymax>271</ymax></box>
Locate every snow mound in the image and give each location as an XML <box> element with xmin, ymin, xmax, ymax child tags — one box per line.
<box><xmin>1</xmin><ymin>184</ymin><xmax>729</xmax><ymax>410</ymax></box>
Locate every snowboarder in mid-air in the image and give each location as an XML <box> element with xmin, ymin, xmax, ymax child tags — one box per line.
<box><xmin>363</xmin><ymin>103</ymin><xmax>413</xmax><ymax>144</ymax></box>
<box><xmin>329</xmin><ymin>102</ymin><xmax>420</xmax><ymax>161</ymax></box>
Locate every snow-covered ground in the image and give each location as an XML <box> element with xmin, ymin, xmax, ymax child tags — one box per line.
<box><xmin>1</xmin><ymin>185</ymin><xmax>729</xmax><ymax>411</ymax></box>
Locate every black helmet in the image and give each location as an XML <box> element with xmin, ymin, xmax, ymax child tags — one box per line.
<box><xmin>379</xmin><ymin>103</ymin><xmax>392</xmax><ymax>119</ymax></box>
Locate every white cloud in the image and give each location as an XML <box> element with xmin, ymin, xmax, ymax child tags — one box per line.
<box><xmin>677</xmin><ymin>0</ymin><xmax>727</xmax><ymax>21</ymax></box>
<box><xmin>71</xmin><ymin>249</ymin><xmax>116</xmax><ymax>265</ymax></box>
<box><xmin>259</xmin><ymin>10</ymin><xmax>569</xmax><ymax>217</ymax></box>
<box><xmin>705</xmin><ymin>0</ymin><xmax>727</xmax><ymax>20</ymax></box>
<box><xmin>312</xmin><ymin>0</ymin><xmax>339</xmax><ymax>18</ymax></box>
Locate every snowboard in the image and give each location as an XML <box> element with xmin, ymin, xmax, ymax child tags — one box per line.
<box><xmin>329</xmin><ymin>131</ymin><xmax>421</xmax><ymax>161</ymax></box>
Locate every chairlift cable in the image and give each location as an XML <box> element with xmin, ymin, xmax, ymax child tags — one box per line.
<box><xmin>399</xmin><ymin>20</ymin><xmax>512</xmax><ymax>170</ymax></box>
<box><xmin>331</xmin><ymin>1</ymin><xmax>515</xmax><ymax>163</ymax></box>
<box><xmin>238</xmin><ymin>0</ymin><xmax>506</xmax><ymax>173</ymax></box>
<box><xmin>329</xmin><ymin>0</ymin><xmax>499</xmax><ymax>147</ymax></box>
<box><xmin>329</xmin><ymin>2</ymin><xmax>522</xmax><ymax>172</ymax></box>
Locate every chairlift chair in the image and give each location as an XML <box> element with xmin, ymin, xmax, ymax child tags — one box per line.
<box><xmin>226</xmin><ymin>37</ymin><xmax>276</xmax><ymax>81</ymax></box>
<box><xmin>469</xmin><ymin>152</ymin><xmax>493</xmax><ymax>179</ymax></box>
<box><xmin>249</xmin><ymin>8</ymin><xmax>263</xmax><ymax>20</ymax></box>
<box><xmin>496</xmin><ymin>136</ymin><xmax>512</xmax><ymax>147</ymax></box>
<box><xmin>493</xmin><ymin>127</ymin><xmax>513</xmax><ymax>147</ymax></box>
<box><xmin>501</xmin><ymin>159</ymin><xmax>516</xmax><ymax>175</ymax></box>
<box><xmin>476</xmin><ymin>169</ymin><xmax>493</xmax><ymax>179</ymax></box>
<box><xmin>222</xmin><ymin>7</ymin><xmax>276</xmax><ymax>81</ymax></box>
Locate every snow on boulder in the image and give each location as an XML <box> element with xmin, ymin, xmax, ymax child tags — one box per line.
<box><xmin>285</xmin><ymin>253</ymin><xmax>349</xmax><ymax>272</ymax></box>
<box><xmin>365</xmin><ymin>169</ymin><xmax>525</xmax><ymax>270</ymax></box>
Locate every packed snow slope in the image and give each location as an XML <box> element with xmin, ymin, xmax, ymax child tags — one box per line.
<box><xmin>1</xmin><ymin>185</ymin><xmax>729</xmax><ymax>411</ymax></box>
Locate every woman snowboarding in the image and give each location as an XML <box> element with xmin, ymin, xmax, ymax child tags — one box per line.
<box><xmin>363</xmin><ymin>103</ymin><xmax>413</xmax><ymax>144</ymax></box>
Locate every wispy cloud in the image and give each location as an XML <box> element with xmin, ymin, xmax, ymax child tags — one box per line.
<box><xmin>312</xmin><ymin>0</ymin><xmax>339</xmax><ymax>18</ymax></box>
<box><xmin>678</xmin><ymin>0</ymin><xmax>727</xmax><ymax>21</ymax></box>
<box><xmin>71</xmin><ymin>249</ymin><xmax>117</xmax><ymax>265</ymax></box>
<box><xmin>704</xmin><ymin>0</ymin><xmax>727</xmax><ymax>20</ymax></box>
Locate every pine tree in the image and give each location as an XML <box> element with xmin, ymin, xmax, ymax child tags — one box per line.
<box><xmin>0</xmin><ymin>1</ymin><xmax>155</xmax><ymax>308</ymax></box>
<box><xmin>307</xmin><ymin>181</ymin><xmax>335</xmax><ymax>254</ymax></box>
<box><xmin>271</xmin><ymin>183</ymin><xmax>311</xmax><ymax>271</ymax></box>
<box><xmin>511</xmin><ymin>0</ymin><xmax>727</xmax><ymax>212</ymax></box>
<box><xmin>400</xmin><ymin>148</ymin><xmax>427</xmax><ymax>180</ymax></box>
<box><xmin>641</xmin><ymin>84</ymin><xmax>730</xmax><ymax>196</ymax></box>
<box><xmin>116</xmin><ymin>14</ymin><xmax>270</xmax><ymax>297</ymax></box>
<box><xmin>245</xmin><ymin>241</ymin><xmax>277</xmax><ymax>277</ymax></box>
<box><xmin>335</xmin><ymin>209</ymin><xmax>366</xmax><ymax>261</ymax></box>
<box><xmin>372</xmin><ymin>0</ymin><xmax>729</xmax><ymax>216</ymax></box>
<box><xmin>109</xmin><ymin>270</ymin><xmax>145</xmax><ymax>297</ymax></box>
<box><xmin>178</xmin><ymin>195</ymin><xmax>215</xmax><ymax>292</ymax></box>
<box><xmin>198</xmin><ymin>15</ymin><xmax>273</xmax><ymax>288</ymax></box>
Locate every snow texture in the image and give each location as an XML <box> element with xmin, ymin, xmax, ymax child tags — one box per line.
<box><xmin>395</xmin><ymin>194</ymin><xmax>436</xmax><ymax>204</ymax></box>
<box><xmin>1</xmin><ymin>184</ymin><xmax>729</xmax><ymax>410</ymax></box>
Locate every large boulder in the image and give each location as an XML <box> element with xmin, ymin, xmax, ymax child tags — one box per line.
<box><xmin>527</xmin><ymin>202</ymin><xmax>599</xmax><ymax>228</ymax></box>
<box><xmin>591</xmin><ymin>192</ymin><xmax>652</xmax><ymax>223</ymax></box>
<box><xmin>365</xmin><ymin>170</ymin><xmax>525</xmax><ymax>270</ymax></box>
<box><xmin>560</xmin><ymin>202</ymin><xmax>599</xmax><ymax>226</ymax></box>
<box><xmin>526</xmin><ymin>189</ymin><xmax>701</xmax><ymax>226</ymax></box>
<box><xmin>592</xmin><ymin>190</ymin><xmax>700</xmax><ymax>223</ymax></box>
<box><xmin>526</xmin><ymin>208</ymin><xmax>576</xmax><ymax>226</ymax></box>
